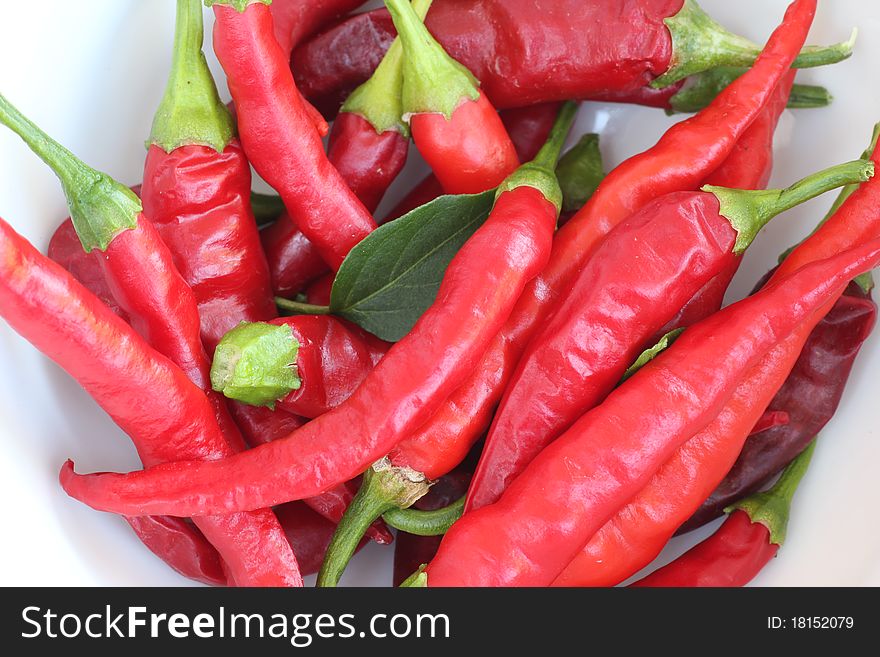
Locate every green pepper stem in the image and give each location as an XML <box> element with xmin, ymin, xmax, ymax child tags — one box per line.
<box><xmin>653</xmin><ymin>0</ymin><xmax>856</xmax><ymax>89</ymax></box>
<box><xmin>210</xmin><ymin>322</ymin><xmax>301</xmax><ymax>408</ymax></box>
<box><xmin>727</xmin><ymin>440</ymin><xmax>817</xmax><ymax>546</ymax></box>
<box><xmin>399</xmin><ymin>566</ymin><xmax>428</xmax><ymax>587</ymax></box>
<box><xmin>150</xmin><ymin>0</ymin><xmax>234</xmax><ymax>153</ymax></box>
<box><xmin>250</xmin><ymin>191</ymin><xmax>285</xmax><ymax>226</ymax></box>
<box><xmin>778</xmin><ymin>124</ymin><xmax>880</xmax><ymax>294</ymax></box>
<box><xmin>556</xmin><ymin>133</ymin><xmax>605</xmax><ymax>214</ymax></box>
<box><xmin>275</xmin><ymin>298</ymin><xmax>332</xmax><ymax>316</ymax></box>
<box><xmin>667</xmin><ymin>67</ymin><xmax>832</xmax><ymax>115</ymax></box>
<box><xmin>0</xmin><ymin>93</ymin><xmax>140</xmax><ymax>252</ymax></box>
<box><xmin>495</xmin><ymin>101</ymin><xmax>579</xmax><ymax>213</ymax></box>
<box><xmin>619</xmin><ymin>328</ymin><xmax>685</xmax><ymax>385</ymax></box>
<box><xmin>343</xmin><ymin>0</ymin><xmax>433</xmax><ymax>136</ymax></box>
<box><xmin>704</xmin><ymin>159</ymin><xmax>875</xmax><ymax>254</ymax></box>
<box><xmin>382</xmin><ymin>495</ymin><xmax>464</xmax><ymax>536</ymax></box>
<box><xmin>318</xmin><ymin>458</ymin><xmax>431</xmax><ymax>587</ymax></box>
<box><xmin>385</xmin><ymin>0</ymin><xmax>479</xmax><ymax>120</ymax></box>
<box><xmin>204</xmin><ymin>0</ymin><xmax>270</xmax><ymax>13</ymax></box>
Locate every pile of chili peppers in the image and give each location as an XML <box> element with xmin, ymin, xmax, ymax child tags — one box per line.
<box><xmin>0</xmin><ymin>0</ymin><xmax>877</xmax><ymax>588</ymax></box>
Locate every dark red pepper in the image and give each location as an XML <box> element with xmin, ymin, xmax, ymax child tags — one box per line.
<box><xmin>291</xmin><ymin>0</ymin><xmax>851</xmax><ymax>117</ymax></box>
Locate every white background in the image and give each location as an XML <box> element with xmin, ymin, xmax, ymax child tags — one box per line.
<box><xmin>0</xmin><ymin>0</ymin><xmax>878</xmax><ymax>586</ymax></box>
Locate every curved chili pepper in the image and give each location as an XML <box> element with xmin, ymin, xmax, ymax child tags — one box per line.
<box><xmin>551</xmin><ymin>319</ymin><xmax>816</xmax><ymax>587</ymax></box>
<box><xmin>291</xmin><ymin>0</ymin><xmax>851</xmax><ymax>117</ymax></box>
<box><xmin>554</xmin><ymin>135</ymin><xmax>880</xmax><ymax>587</ymax></box>
<box><xmin>144</xmin><ymin>0</ymin><xmax>274</xmax><ymax>353</ymax></box>
<box><xmin>417</xmin><ymin>239</ymin><xmax>880</xmax><ymax>587</ymax></box>
<box><xmin>384</xmin><ymin>0</ymin><xmax>518</xmax><ymax>195</ymax></box>
<box><xmin>0</xmin><ymin>216</ymin><xmax>301</xmax><ymax>587</ymax></box>
<box><xmin>391</xmin><ymin>0</ymin><xmax>818</xmax><ymax>491</ymax></box>
<box><xmin>680</xmin><ymin>140</ymin><xmax>880</xmax><ymax>530</ymax></box>
<box><xmin>227</xmin><ymin>401</ymin><xmax>393</xmax><ymax>545</ymax></box>
<box><xmin>632</xmin><ymin>441</ymin><xmax>816</xmax><ymax>587</ymax></box>
<box><xmin>213</xmin><ymin>316</ymin><xmax>389</xmax><ymax>419</ymax></box>
<box><xmin>465</xmin><ymin>160</ymin><xmax>860</xmax><ymax>511</ymax></box>
<box><xmin>209</xmin><ymin>0</ymin><xmax>376</xmax><ymax>271</ymax></box>
<box><xmin>58</xmin><ymin>102</ymin><xmax>574</xmax><ymax>520</ymax></box>
<box><xmin>649</xmin><ymin>70</ymin><xmax>795</xmax><ymax>351</ymax></box>
<box><xmin>327</xmin><ymin>0</ymin><xmax>432</xmax><ymax>214</ymax></box>
<box><xmin>310</xmin><ymin>106</ymin><xmax>580</xmax><ymax>586</ymax></box>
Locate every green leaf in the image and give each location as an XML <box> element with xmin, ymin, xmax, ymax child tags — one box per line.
<box><xmin>619</xmin><ymin>328</ymin><xmax>685</xmax><ymax>384</ymax></box>
<box><xmin>330</xmin><ymin>190</ymin><xmax>496</xmax><ymax>341</ymax></box>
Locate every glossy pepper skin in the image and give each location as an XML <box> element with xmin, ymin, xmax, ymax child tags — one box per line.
<box><xmin>210</xmin><ymin>1</ymin><xmax>376</xmax><ymax>271</ymax></box>
<box><xmin>292</xmin><ymin>0</ymin><xmax>843</xmax><ymax>117</ymax></box>
<box><xmin>385</xmin><ymin>0</ymin><xmax>518</xmax><ymax>195</ymax></box>
<box><xmin>552</xmin><ymin>321</ymin><xmax>813</xmax><ymax>587</ymax></box>
<box><xmin>422</xmin><ymin>241</ymin><xmax>880</xmax><ymax>587</ymax></box>
<box><xmin>383</xmin><ymin>103</ymin><xmax>558</xmax><ymax>222</ymax></box>
<box><xmin>61</xmin><ymin>183</ymin><xmax>559</xmax><ymax>516</ymax></box>
<box><xmin>271</xmin><ymin>316</ymin><xmax>389</xmax><ymax>419</ymax></box>
<box><xmin>269</xmin><ymin>0</ymin><xmax>367</xmax><ymax>59</ymax></box>
<box><xmin>636</xmin><ymin>510</ymin><xmax>779</xmax><ymax>587</ymax></box>
<box><xmin>555</xmin><ymin>131</ymin><xmax>880</xmax><ymax>588</ymax></box>
<box><xmin>682</xmin><ymin>273</ymin><xmax>876</xmax><ymax>533</ymax></box>
<box><xmin>653</xmin><ymin>71</ymin><xmax>796</xmax><ymax>340</ymax></box>
<box><xmin>633</xmin><ymin>441</ymin><xmax>816</xmax><ymax>587</ymax></box>
<box><xmin>227</xmin><ymin>401</ymin><xmax>393</xmax><ymax>546</ymax></box>
<box><xmin>126</xmin><ymin>515</ymin><xmax>227</xmax><ymax>586</ymax></box>
<box><xmin>142</xmin><ymin>142</ymin><xmax>275</xmax><ymax>352</ymax></box>
<box><xmin>391</xmin><ymin>0</ymin><xmax>817</xmax><ymax>488</ymax></box>
<box><xmin>49</xmin><ymin>218</ymin><xmax>130</xmax><ymax>321</ymax></box>
<box><xmin>467</xmin><ymin>191</ymin><xmax>754</xmax><ymax>510</ymax></box>
<box><xmin>327</xmin><ymin>112</ymin><xmax>409</xmax><ymax>212</ymax></box>
<box><xmin>275</xmin><ymin>501</ymin><xmax>369</xmax><ymax>576</ymax></box>
<box><xmin>0</xmin><ymin>218</ymin><xmax>301</xmax><ymax>587</ymax></box>
<box><xmin>293</xmin><ymin>0</ymin><xmax>680</xmax><ymax>115</ymax></box>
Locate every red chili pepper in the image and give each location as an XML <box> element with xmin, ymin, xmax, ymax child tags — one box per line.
<box><xmin>269</xmin><ymin>0</ymin><xmax>367</xmax><ymax>59</ymax></box>
<box><xmin>682</xmin><ymin>282</ymin><xmax>875</xmax><ymax>532</ymax></box>
<box><xmin>291</xmin><ymin>0</ymin><xmax>851</xmax><ymax>117</ymax></box>
<box><xmin>383</xmin><ymin>103</ymin><xmax>560</xmax><ymax>223</ymax></box>
<box><xmin>554</xmin><ymin>132</ymin><xmax>880</xmax><ymax>588</ymax></box>
<box><xmin>384</xmin><ymin>0</ymin><xmax>518</xmax><ymax>194</ymax></box>
<box><xmin>227</xmin><ymin>401</ymin><xmax>393</xmax><ymax>545</ymax></box>
<box><xmin>58</xmin><ymin>102</ymin><xmax>575</xmax><ymax>521</ymax></box>
<box><xmin>125</xmin><ymin>515</ymin><xmax>227</xmax><ymax>586</ymax></box>
<box><xmin>652</xmin><ymin>71</ymin><xmax>796</xmax><ymax>339</ymax></box>
<box><xmin>143</xmin><ymin>0</ymin><xmax>274</xmax><ymax>353</ymax></box>
<box><xmin>0</xmin><ymin>215</ymin><xmax>301</xmax><ymax>586</ymax></box>
<box><xmin>465</xmin><ymin>159</ymin><xmax>860</xmax><ymax>511</ymax></box>
<box><xmin>418</xmin><ymin>239</ymin><xmax>880</xmax><ymax>587</ymax></box>
<box><xmin>680</xmin><ymin>132</ymin><xmax>880</xmax><ymax>532</ymax></box>
<box><xmin>391</xmin><ymin>0</ymin><xmax>817</xmax><ymax>494</ymax></box>
<box><xmin>209</xmin><ymin>0</ymin><xmax>376</xmax><ymax>271</ymax></box>
<box><xmin>552</xmin><ymin>320</ymin><xmax>815</xmax><ymax>587</ymax></box>
<box><xmin>49</xmin><ymin>217</ymin><xmax>130</xmax><ymax>322</ymax></box>
<box><xmin>326</xmin><ymin>0</ymin><xmax>432</xmax><ymax>213</ymax></box>
<box><xmin>632</xmin><ymin>441</ymin><xmax>816</xmax><ymax>587</ymax></box>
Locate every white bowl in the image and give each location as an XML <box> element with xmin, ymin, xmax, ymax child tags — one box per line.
<box><xmin>0</xmin><ymin>0</ymin><xmax>878</xmax><ymax>586</ymax></box>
